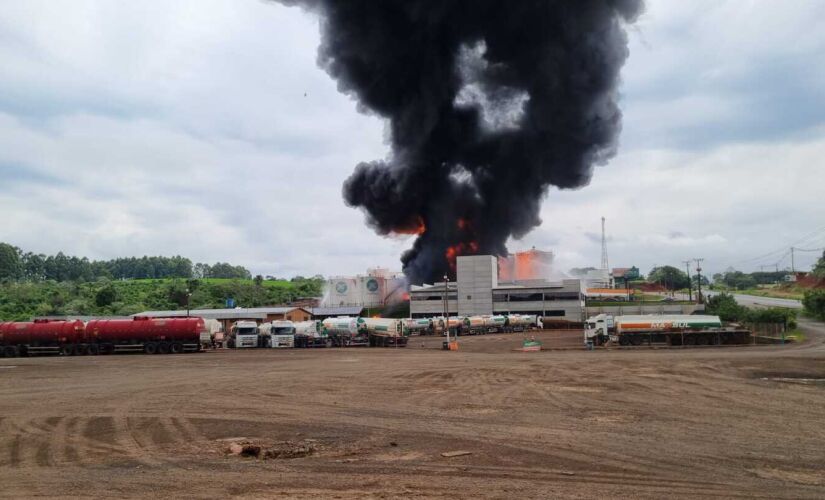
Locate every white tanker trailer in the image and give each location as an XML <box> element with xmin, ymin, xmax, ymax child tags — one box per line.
<box><xmin>322</xmin><ymin>317</ymin><xmax>368</xmax><ymax>347</ymax></box>
<box><xmin>403</xmin><ymin>318</ymin><xmax>434</xmax><ymax>336</ymax></box>
<box><xmin>507</xmin><ymin>314</ymin><xmax>538</xmax><ymax>331</ymax></box>
<box><xmin>362</xmin><ymin>318</ymin><xmax>408</xmax><ymax>347</ymax></box>
<box><xmin>465</xmin><ymin>315</ymin><xmax>509</xmax><ymax>335</ymax></box>
<box><xmin>293</xmin><ymin>320</ymin><xmax>330</xmax><ymax>348</ymax></box>
<box><xmin>585</xmin><ymin>314</ymin><xmax>751</xmax><ymax>347</ymax></box>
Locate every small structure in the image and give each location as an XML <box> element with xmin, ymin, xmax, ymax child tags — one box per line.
<box><xmin>133</xmin><ymin>306</ymin><xmax>312</xmax><ymax>334</ymax></box>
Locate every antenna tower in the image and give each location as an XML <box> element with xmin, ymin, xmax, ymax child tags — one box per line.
<box><xmin>600</xmin><ymin>216</ymin><xmax>609</xmax><ymax>271</ymax></box>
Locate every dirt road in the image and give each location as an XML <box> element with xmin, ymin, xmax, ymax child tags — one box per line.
<box><xmin>1</xmin><ymin>327</ymin><xmax>824</xmax><ymax>499</ymax></box>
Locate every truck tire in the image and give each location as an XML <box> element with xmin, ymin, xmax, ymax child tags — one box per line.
<box><xmin>157</xmin><ymin>342</ymin><xmax>171</xmax><ymax>354</ymax></box>
<box><xmin>76</xmin><ymin>344</ymin><xmax>89</xmax><ymax>355</ymax></box>
<box><xmin>144</xmin><ymin>342</ymin><xmax>158</xmax><ymax>354</ymax></box>
<box><xmin>87</xmin><ymin>344</ymin><xmax>100</xmax><ymax>355</ymax></box>
<box><xmin>618</xmin><ymin>336</ymin><xmax>631</xmax><ymax>346</ymax></box>
<box><xmin>170</xmin><ymin>342</ymin><xmax>184</xmax><ymax>354</ymax></box>
<box><xmin>4</xmin><ymin>345</ymin><xmax>19</xmax><ymax>357</ymax></box>
<box><xmin>630</xmin><ymin>336</ymin><xmax>643</xmax><ymax>346</ymax></box>
<box><xmin>695</xmin><ymin>335</ymin><xmax>709</xmax><ymax>346</ymax></box>
<box><xmin>61</xmin><ymin>344</ymin><xmax>75</xmax><ymax>356</ymax></box>
<box><xmin>683</xmin><ymin>335</ymin><xmax>696</xmax><ymax>346</ymax></box>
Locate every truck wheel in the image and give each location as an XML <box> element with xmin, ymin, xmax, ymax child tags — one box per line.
<box><xmin>618</xmin><ymin>336</ymin><xmax>631</xmax><ymax>346</ymax></box>
<box><xmin>76</xmin><ymin>344</ymin><xmax>89</xmax><ymax>356</ymax></box>
<box><xmin>4</xmin><ymin>346</ymin><xmax>19</xmax><ymax>357</ymax></box>
<box><xmin>61</xmin><ymin>344</ymin><xmax>75</xmax><ymax>356</ymax></box>
<box><xmin>630</xmin><ymin>336</ymin><xmax>643</xmax><ymax>346</ymax></box>
<box><xmin>87</xmin><ymin>344</ymin><xmax>100</xmax><ymax>355</ymax></box>
<box><xmin>695</xmin><ymin>335</ymin><xmax>709</xmax><ymax>346</ymax></box>
<box><xmin>683</xmin><ymin>335</ymin><xmax>697</xmax><ymax>346</ymax></box>
<box><xmin>144</xmin><ymin>342</ymin><xmax>157</xmax><ymax>354</ymax></box>
<box><xmin>157</xmin><ymin>342</ymin><xmax>171</xmax><ymax>354</ymax></box>
<box><xmin>170</xmin><ymin>342</ymin><xmax>184</xmax><ymax>354</ymax></box>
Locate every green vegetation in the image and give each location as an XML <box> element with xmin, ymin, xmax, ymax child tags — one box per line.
<box><xmin>648</xmin><ymin>266</ymin><xmax>690</xmax><ymax>290</ymax></box>
<box><xmin>733</xmin><ymin>287</ymin><xmax>805</xmax><ymax>301</ymax></box>
<box><xmin>0</xmin><ymin>277</ymin><xmax>324</xmax><ymax>321</ymax></box>
<box><xmin>0</xmin><ymin>242</ymin><xmax>253</xmax><ymax>282</ymax></box>
<box><xmin>705</xmin><ymin>292</ymin><xmax>797</xmax><ymax>327</ymax></box>
<box><xmin>802</xmin><ymin>289</ymin><xmax>825</xmax><ymax>321</ymax></box>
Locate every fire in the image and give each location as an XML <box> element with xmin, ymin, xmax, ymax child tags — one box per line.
<box><xmin>445</xmin><ymin>241</ymin><xmax>480</xmax><ymax>272</ymax></box>
<box><xmin>391</xmin><ymin>216</ymin><xmax>426</xmax><ymax>236</ymax></box>
<box><xmin>456</xmin><ymin>218</ymin><xmax>467</xmax><ymax>230</ymax></box>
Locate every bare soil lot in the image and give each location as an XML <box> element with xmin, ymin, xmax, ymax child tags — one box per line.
<box><xmin>1</xmin><ymin>325</ymin><xmax>824</xmax><ymax>499</ymax></box>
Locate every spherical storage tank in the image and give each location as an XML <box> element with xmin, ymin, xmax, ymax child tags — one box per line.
<box><xmin>86</xmin><ymin>317</ymin><xmax>205</xmax><ymax>343</ymax></box>
<box><xmin>0</xmin><ymin>319</ymin><xmax>85</xmax><ymax>345</ymax></box>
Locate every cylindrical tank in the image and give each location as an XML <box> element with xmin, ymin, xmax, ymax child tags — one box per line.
<box><xmin>508</xmin><ymin>314</ymin><xmax>537</xmax><ymax>327</ymax></box>
<box><xmin>322</xmin><ymin>317</ymin><xmax>364</xmax><ymax>336</ymax></box>
<box><xmin>86</xmin><ymin>317</ymin><xmax>205</xmax><ymax>344</ymax></box>
<box><xmin>615</xmin><ymin>315</ymin><xmax>722</xmax><ymax>334</ymax></box>
<box><xmin>403</xmin><ymin>318</ymin><xmax>432</xmax><ymax>334</ymax></box>
<box><xmin>0</xmin><ymin>320</ymin><xmax>86</xmax><ymax>345</ymax></box>
<box><xmin>361</xmin><ymin>318</ymin><xmax>403</xmax><ymax>337</ymax></box>
<box><xmin>294</xmin><ymin>320</ymin><xmax>324</xmax><ymax>337</ymax></box>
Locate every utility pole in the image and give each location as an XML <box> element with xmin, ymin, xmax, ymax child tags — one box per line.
<box><xmin>693</xmin><ymin>258</ymin><xmax>704</xmax><ymax>304</ymax></box>
<box><xmin>682</xmin><ymin>260</ymin><xmax>693</xmax><ymax>302</ymax></box>
<box><xmin>791</xmin><ymin>247</ymin><xmax>795</xmax><ymax>273</ymax></box>
<box><xmin>443</xmin><ymin>274</ymin><xmax>450</xmax><ymax>346</ymax></box>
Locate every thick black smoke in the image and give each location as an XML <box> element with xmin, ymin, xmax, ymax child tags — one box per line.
<box><xmin>278</xmin><ymin>0</ymin><xmax>643</xmax><ymax>284</ymax></box>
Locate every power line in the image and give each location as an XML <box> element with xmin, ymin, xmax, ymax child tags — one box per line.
<box><xmin>735</xmin><ymin>224</ymin><xmax>825</xmax><ymax>265</ymax></box>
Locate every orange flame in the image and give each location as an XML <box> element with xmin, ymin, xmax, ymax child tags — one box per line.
<box><xmin>392</xmin><ymin>216</ymin><xmax>426</xmax><ymax>236</ymax></box>
<box><xmin>445</xmin><ymin>240</ymin><xmax>480</xmax><ymax>273</ymax></box>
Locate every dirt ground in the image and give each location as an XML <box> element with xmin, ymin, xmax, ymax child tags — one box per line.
<box><xmin>1</xmin><ymin>322</ymin><xmax>824</xmax><ymax>499</ymax></box>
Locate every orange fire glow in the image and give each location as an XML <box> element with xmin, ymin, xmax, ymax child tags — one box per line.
<box><xmin>391</xmin><ymin>216</ymin><xmax>426</xmax><ymax>236</ymax></box>
<box><xmin>445</xmin><ymin>240</ymin><xmax>480</xmax><ymax>272</ymax></box>
<box><xmin>498</xmin><ymin>249</ymin><xmax>552</xmax><ymax>281</ymax></box>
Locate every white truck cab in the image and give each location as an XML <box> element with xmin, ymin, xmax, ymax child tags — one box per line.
<box><xmin>269</xmin><ymin>320</ymin><xmax>296</xmax><ymax>348</ymax></box>
<box><xmin>584</xmin><ymin>314</ymin><xmax>615</xmax><ymax>346</ymax></box>
<box><xmin>231</xmin><ymin>320</ymin><xmax>260</xmax><ymax>348</ymax></box>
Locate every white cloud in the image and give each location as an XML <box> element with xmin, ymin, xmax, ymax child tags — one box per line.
<box><xmin>0</xmin><ymin>0</ymin><xmax>823</xmax><ymax>280</ymax></box>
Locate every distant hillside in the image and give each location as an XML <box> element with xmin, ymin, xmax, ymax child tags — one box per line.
<box><xmin>0</xmin><ymin>277</ymin><xmax>323</xmax><ymax>321</ymax></box>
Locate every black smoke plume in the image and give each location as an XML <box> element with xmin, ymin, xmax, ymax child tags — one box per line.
<box><xmin>278</xmin><ymin>0</ymin><xmax>643</xmax><ymax>284</ymax></box>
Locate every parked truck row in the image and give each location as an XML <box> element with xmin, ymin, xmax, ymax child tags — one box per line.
<box><xmin>0</xmin><ymin>317</ymin><xmax>207</xmax><ymax>357</ymax></box>
<box><xmin>407</xmin><ymin>314</ymin><xmax>542</xmax><ymax>336</ymax></box>
<box><xmin>224</xmin><ymin>316</ymin><xmax>409</xmax><ymax>349</ymax></box>
<box><xmin>584</xmin><ymin>314</ymin><xmax>751</xmax><ymax>347</ymax></box>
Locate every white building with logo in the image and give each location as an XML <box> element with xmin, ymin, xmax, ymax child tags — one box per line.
<box><xmin>322</xmin><ymin>268</ymin><xmax>407</xmax><ymax>308</ymax></box>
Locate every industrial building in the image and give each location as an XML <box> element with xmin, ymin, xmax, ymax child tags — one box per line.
<box><xmin>133</xmin><ymin>306</ymin><xmax>313</xmax><ymax>333</ymax></box>
<box><xmin>322</xmin><ymin>267</ymin><xmax>407</xmax><ymax>308</ymax></box>
<box><xmin>410</xmin><ymin>255</ymin><xmax>584</xmax><ymax>322</ymax></box>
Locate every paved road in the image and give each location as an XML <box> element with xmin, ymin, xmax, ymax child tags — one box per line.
<box><xmin>704</xmin><ymin>291</ymin><xmax>803</xmax><ymax>310</ymax></box>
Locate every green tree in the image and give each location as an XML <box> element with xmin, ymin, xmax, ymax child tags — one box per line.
<box><xmin>95</xmin><ymin>283</ymin><xmax>119</xmax><ymax>307</ymax></box>
<box><xmin>648</xmin><ymin>266</ymin><xmax>690</xmax><ymax>290</ymax></box>
<box><xmin>0</xmin><ymin>243</ymin><xmax>22</xmax><ymax>281</ymax></box>
<box><xmin>812</xmin><ymin>251</ymin><xmax>825</xmax><ymax>278</ymax></box>
<box><xmin>803</xmin><ymin>289</ymin><xmax>825</xmax><ymax>320</ymax></box>
<box><xmin>705</xmin><ymin>293</ymin><xmax>749</xmax><ymax>322</ymax></box>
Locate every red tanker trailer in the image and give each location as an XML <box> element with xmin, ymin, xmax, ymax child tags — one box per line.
<box><xmin>0</xmin><ymin>319</ymin><xmax>86</xmax><ymax>357</ymax></box>
<box><xmin>86</xmin><ymin>316</ymin><xmax>205</xmax><ymax>354</ymax></box>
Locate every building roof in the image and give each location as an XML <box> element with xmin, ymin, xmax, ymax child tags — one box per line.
<box><xmin>133</xmin><ymin>306</ymin><xmax>310</xmax><ymax>320</ymax></box>
<box><xmin>309</xmin><ymin>306</ymin><xmax>364</xmax><ymax>316</ymax></box>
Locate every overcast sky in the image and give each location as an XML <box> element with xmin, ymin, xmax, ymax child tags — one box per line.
<box><xmin>1</xmin><ymin>1</ymin><xmax>823</xmax><ymax>279</ymax></box>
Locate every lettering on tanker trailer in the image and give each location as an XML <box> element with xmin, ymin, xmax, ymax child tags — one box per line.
<box><xmin>584</xmin><ymin>314</ymin><xmax>750</xmax><ymax>347</ymax></box>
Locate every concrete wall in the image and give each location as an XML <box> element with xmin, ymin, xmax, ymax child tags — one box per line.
<box><xmin>457</xmin><ymin>256</ymin><xmax>497</xmax><ymax>316</ymax></box>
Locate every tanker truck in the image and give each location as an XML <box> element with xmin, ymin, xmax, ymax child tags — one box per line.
<box><xmin>507</xmin><ymin>314</ymin><xmax>538</xmax><ymax>332</ymax></box>
<box><xmin>322</xmin><ymin>316</ymin><xmax>368</xmax><ymax>347</ymax></box>
<box><xmin>465</xmin><ymin>315</ymin><xmax>509</xmax><ymax>335</ymax></box>
<box><xmin>86</xmin><ymin>316</ymin><xmax>205</xmax><ymax>354</ymax></box>
<box><xmin>228</xmin><ymin>320</ymin><xmax>260</xmax><ymax>348</ymax></box>
<box><xmin>261</xmin><ymin>320</ymin><xmax>296</xmax><ymax>348</ymax></box>
<box><xmin>293</xmin><ymin>320</ymin><xmax>330</xmax><ymax>348</ymax></box>
<box><xmin>0</xmin><ymin>319</ymin><xmax>86</xmax><ymax>357</ymax></box>
<box><xmin>362</xmin><ymin>317</ymin><xmax>408</xmax><ymax>347</ymax></box>
<box><xmin>403</xmin><ymin>318</ymin><xmax>434</xmax><ymax>336</ymax></box>
<box><xmin>584</xmin><ymin>314</ymin><xmax>751</xmax><ymax>347</ymax></box>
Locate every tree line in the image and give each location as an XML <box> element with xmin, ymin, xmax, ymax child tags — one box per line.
<box><xmin>0</xmin><ymin>242</ymin><xmax>251</xmax><ymax>282</ymax></box>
